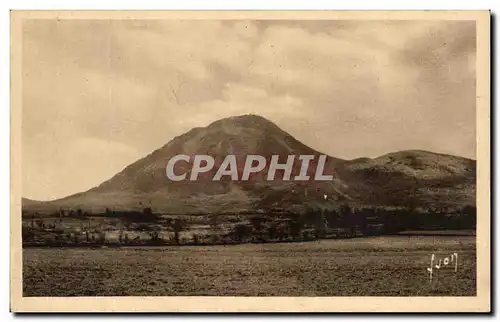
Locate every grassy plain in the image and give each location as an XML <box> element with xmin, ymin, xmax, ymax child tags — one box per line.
<box><xmin>23</xmin><ymin>235</ymin><xmax>476</xmax><ymax>296</ymax></box>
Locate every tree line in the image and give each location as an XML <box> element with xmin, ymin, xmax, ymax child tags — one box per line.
<box><xmin>22</xmin><ymin>204</ymin><xmax>476</xmax><ymax>247</ymax></box>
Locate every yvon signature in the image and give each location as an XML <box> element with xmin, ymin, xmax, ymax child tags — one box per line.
<box><xmin>427</xmin><ymin>253</ymin><xmax>458</xmax><ymax>281</ymax></box>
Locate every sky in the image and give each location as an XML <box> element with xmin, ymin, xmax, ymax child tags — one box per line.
<box><xmin>21</xmin><ymin>19</ymin><xmax>477</xmax><ymax>200</ymax></box>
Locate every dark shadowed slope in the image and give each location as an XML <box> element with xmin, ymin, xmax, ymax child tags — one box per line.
<box><xmin>342</xmin><ymin>150</ymin><xmax>476</xmax><ymax>207</ymax></box>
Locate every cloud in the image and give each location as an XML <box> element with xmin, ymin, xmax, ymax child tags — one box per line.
<box><xmin>179</xmin><ymin>83</ymin><xmax>305</xmax><ymax>129</ymax></box>
<box><xmin>21</xmin><ymin>19</ymin><xmax>477</xmax><ymax>200</ymax></box>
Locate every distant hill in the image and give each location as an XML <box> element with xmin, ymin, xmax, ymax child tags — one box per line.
<box><xmin>22</xmin><ymin>115</ymin><xmax>476</xmax><ymax>214</ymax></box>
<box><xmin>22</xmin><ymin>197</ymin><xmax>44</xmax><ymax>206</ymax></box>
<box><xmin>342</xmin><ymin>150</ymin><xmax>476</xmax><ymax>208</ymax></box>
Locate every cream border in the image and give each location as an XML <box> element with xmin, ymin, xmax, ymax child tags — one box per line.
<box><xmin>10</xmin><ymin>10</ymin><xmax>491</xmax><ymax>313</ymax></box>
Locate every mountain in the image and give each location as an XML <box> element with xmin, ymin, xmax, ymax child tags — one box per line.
<box><xmin>342</xmin><ymin>150</ymin><xmax>476</xmax><ymax>208</ymax></box>
<box><xmin>22</xmin><ymin>115</ymin><xmax>476</xmax><ymax>214</ymax></box>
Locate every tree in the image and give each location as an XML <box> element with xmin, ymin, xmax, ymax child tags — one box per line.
<box><xmin>148</xmin><ymin>231</ymin><xmax>160</xmax><ymax>242</ymax></box>
<box><xmin>358</xmin><ymin>207</ymin><xmax>384</xmax><ymax>236</ymax></box>
<box><xmin>310</xmin><ymin>210</ymin><xmax>326</xmax><ymax>239</ymax></box>
<box><xmin>249</xmin><ymin>216</ymin><xmax>267</xmax><ymax>241</ymax></box>
<box><xmin>97</xmin><ymin>231</ymin><xmax>106</xmax><ymax>244</ymax></box>
<box><xmin>233</xmin><ymin>224</ymin><xmax>252</xmax><ymax>242</ymax></box>
<box><xmin>170</xmin><ymin>219</ymin><xmax>185</xmax><ymax>245</ymax></box>
<box><xmin>22</xmin><ymin>226</ymin><xmax>35</xmax><ymax>242</ymax></box>
<box><xmin>285</xmin><ymin>213</ymin><xmax>303</xmax><ymax>240</ymax></box>
<box><xmin>380</xmin><ymin>210</ymin><xmax>406</xmax><ymax>235</ymax></box>
<box><xmin>267</xmin><ymin>222</ymin><xmax>279</xmax><ymax>241</ymax></box>
<box><xmin>339</xmin><ymin>204</ymin><xmax>352</xmax><ymax>216</ymax></box>
<box><xmin>209</xmin><ymin>215</ymin><xmax>220</xmax><ymax>243</ymax></box>
<box><xmin>54</xmin><ymin>232</ymin><xmax>63</xmax><ymax>244</ymax></box>
<box><xmin>35</xmin><ymin>219</ymin><xmax>45</xmax><ymax>230</ymax></box>
<box><xmin>123</xmin><ymin>218</ymin><xmax>132</xmax><ymax>231</ymax></box>
<box><xmin>458</xmin><ymin>205</ymin><xmax>476</xmax><ymax>229</ymax></box>
<box><xmin>141</xmin><ymin>207</ymin><xmax>159</xmax><ymax>222</ymax></box>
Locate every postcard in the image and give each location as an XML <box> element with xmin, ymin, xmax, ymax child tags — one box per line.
<box><xmin>10</xmin><ymin>10</ymin><xmax>491</xmax><ymax>312</ymax></box>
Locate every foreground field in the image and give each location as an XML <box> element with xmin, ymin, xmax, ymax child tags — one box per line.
<box><xmin>23</xmin><ymin>235</ymin><xmax>476</xmax><ymax>296</ymax></box>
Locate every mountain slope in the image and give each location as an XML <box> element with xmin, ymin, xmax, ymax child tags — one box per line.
<box><xmin>342</xmin><ymin>150</ymin><xmax>476</xmax><ymax>207</ymax></box>
<box><xmin>22</xmin><ymin>115</ymin><xmax>476</xmax><ymax>214</ymax></box>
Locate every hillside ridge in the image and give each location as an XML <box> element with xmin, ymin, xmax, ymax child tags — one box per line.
<box><xmin>22</xmin><ymin>114</ymin><xmax>476</xmax><ymax>214</ymax></box>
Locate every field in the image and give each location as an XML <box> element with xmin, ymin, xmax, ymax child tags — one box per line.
<box><xmin>23</xmin><ymin>235</ymin><xmax>476</xmax><ymax>296</ymax></box>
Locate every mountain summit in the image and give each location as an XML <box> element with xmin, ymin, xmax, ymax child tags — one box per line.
<box><xmin>23</xmin><ymin>115</ymin><xmax>476</xmax><ymax>214</ymax></box>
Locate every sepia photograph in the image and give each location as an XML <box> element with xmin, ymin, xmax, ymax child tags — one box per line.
<box><xmin>10</xmin><ymin>10</ymin><xmax>491</xmax><ymax>312</ymax></box>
